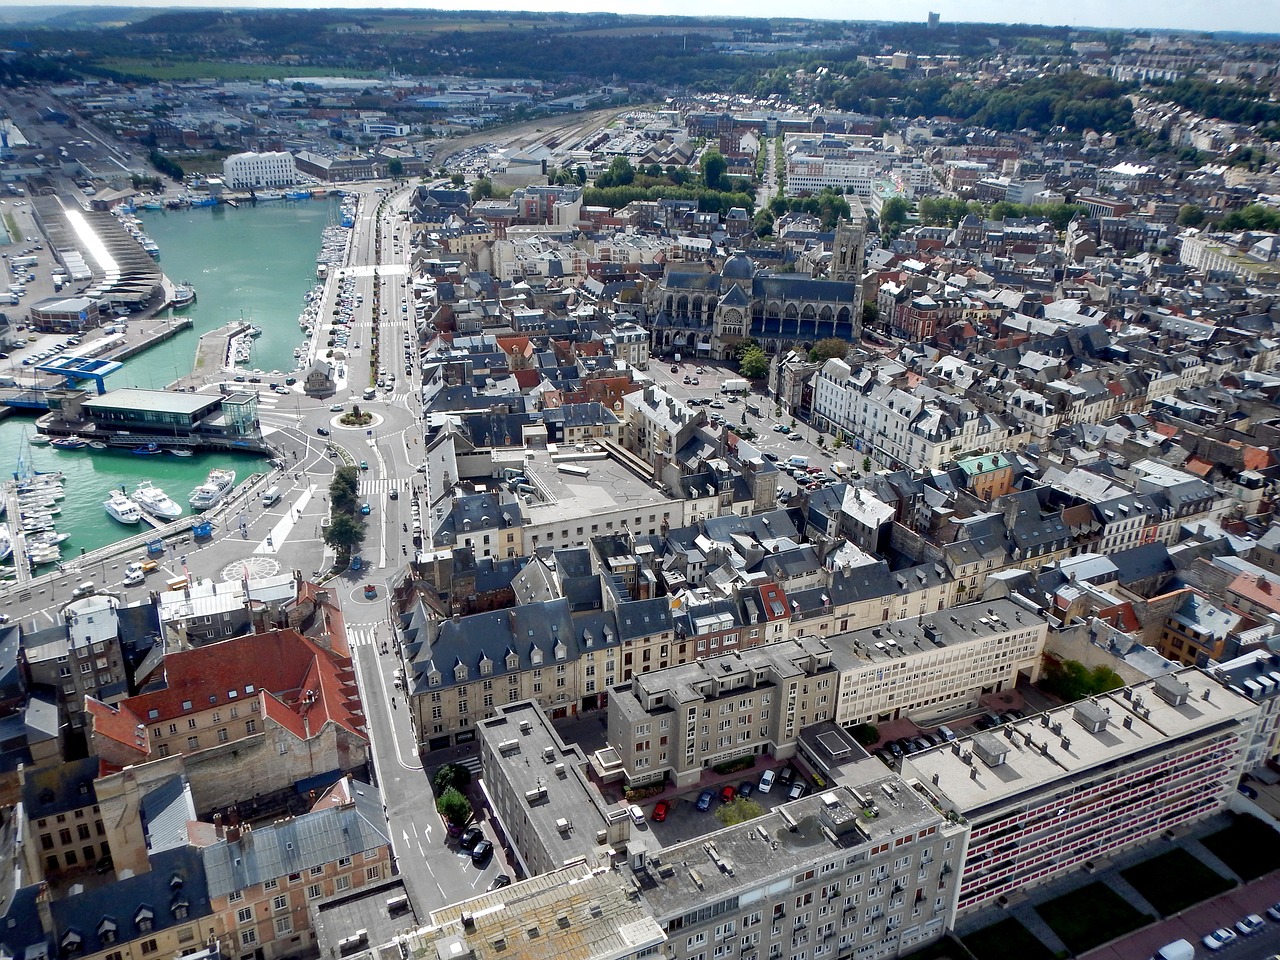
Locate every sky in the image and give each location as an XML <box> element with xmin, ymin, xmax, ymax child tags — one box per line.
<box><xmin>21</xmin><ymin>0</ymin><xmax>1280</xmax><ymax>34</ymax></box>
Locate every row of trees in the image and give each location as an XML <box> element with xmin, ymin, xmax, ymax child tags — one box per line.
<box><xmin>915</xmin><ymin>197</ymin><xmax>1087</xmax><ymax>232</ymax></box>
<box><xmin>321</xmin><ymin>465</ymin><xmax>367</xmax><ymax>565</ymax></box>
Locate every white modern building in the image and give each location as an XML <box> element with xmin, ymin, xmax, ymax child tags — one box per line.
<box><xmin>221</xmin><ymin>151</ymin><xmax>298</xmax><ymax>190</ymax></box>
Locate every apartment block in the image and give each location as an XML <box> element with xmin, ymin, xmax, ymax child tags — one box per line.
<box><xmin>476</xmin><ymin>700</ymin><xmax>630</xmax><ymax>877</ymax></box>
<box><xmin>831</xmin><ymin>599</ymin><xmax>1048</xmax><ymax>727</ymax></box>
<box><xmin>634</xmin><ymin>779</ymin><xmax>966</xmax><ymax>960</ymax></box>
<box><xmin>607</xmin><ymin>637</ymin><xmax>839</xmax><ymax>788</ymax></box>
<box><xmin>221</xmin><ymin>151</ymin><xmax>298</xmax><ymax>190</ymax></box>
<box><xmin>903</xmin><ymin>668</ymin><xmax>1258</xmax><ymax>914</ymax></box>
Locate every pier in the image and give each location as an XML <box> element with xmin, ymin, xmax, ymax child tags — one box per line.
<box><xmin>166</xmin><ymin>320</ymin><xmax>251</xmax><ymax>392</ymax></box>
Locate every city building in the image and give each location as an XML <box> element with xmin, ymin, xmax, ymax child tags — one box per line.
<box><xmin>476</xmin><ymin>700</ymin><xmax>630</xmax><ymax>876</ymax></box>
<box><xmin>607</xmin><ymin>637</ymin><xmax>839</xmax><ymax>788</ymax></box>
<box><xmin>903</xmin><ymin>668</ymin><xmax>1259</xmax><ymax>914</ymax></box>
<box><xmin>633</xmin><ymin>778</ymin><xmax>966</xmax><ymax>960</ymax></box>
<box><xmin>221</xmin><ymin>151</ymin><xmax>298</xmax><ymax>190</ymax></box>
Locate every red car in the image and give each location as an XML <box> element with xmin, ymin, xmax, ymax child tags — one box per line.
<box><xmin>652</xmin><ymin>800</ymin><xmax>670</xmax><ymax>822</ymax></box>
<box><xmin>720</xmin><ymin>785</ymin><xmax>736</xmax><ymax>804</ymax></box>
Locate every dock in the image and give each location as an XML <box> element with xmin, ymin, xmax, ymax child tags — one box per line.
<box><xmin>1</xmin><ymin>483</ymin><xmax>33</xmax><ymax>586</ymax></box>
<box><xmin>166</xmin><ymin>321</ymin><xmax>251</xmax><ymax>392</ymax></box>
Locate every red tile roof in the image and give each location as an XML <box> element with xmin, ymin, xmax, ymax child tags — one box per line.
<box><xmin>84</xmin><ymin>696</ymin><xmax>150</xmax><ymax>759</ymax></box>
<box><xmin>122</xmin><ymin>629</ymin><xmax>365</xmax><ymax>743</ymax></box>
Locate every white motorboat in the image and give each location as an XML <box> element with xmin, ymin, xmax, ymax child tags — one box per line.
<box><xmin>104</xmin><ymin>489</ymin><xmax>143</xmax><ymax>524</ymax></box>
<box><xmin>188</xmin><ymin>469</ymin><xmax>236</xmax><ymax>511</ymax></box>
<box><xmin>131</xmin><ymin>481</ymin><xmax>183</xmax><ymax>520</ymax></box>
<box><xmin>0</xmin><ymin>523</ymin><xmax>11</xmax><ymax>561</ymax></box>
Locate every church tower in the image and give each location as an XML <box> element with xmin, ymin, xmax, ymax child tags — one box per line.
<box><xmin>830</xmin><ymin>198</ymin><xmax>867</xmax><ymax>335</ymax></box>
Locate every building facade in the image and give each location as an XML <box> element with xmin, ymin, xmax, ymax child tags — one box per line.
<box><xmin>221</xmin><ymin>151</ymin><xmax>298</xmax><ymax>190</ymax></box>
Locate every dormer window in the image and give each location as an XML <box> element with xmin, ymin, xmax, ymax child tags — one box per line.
<box><xmin>60</xmin><ymin>931</ymin><xmax>82</xmax><ymax>954</ymax></box>
<box><xmin>479</xmin><ymin>657</ymin><xmax>492</xmax><ymax>677</ymax></box>
<box><xmin>428</xmin><ymin>671</ymin><xmax>441</xmax><ymax>688</ymax></box>
<box><xmin>531</xmin><ymin>647</ymin><xmax>543</xmax><ymax>666</ymax></box>
<box><xmin>134</xmin><ymin>907</ymin><xmax>154</xmax><ymax>933</ymax></box>
<box><xmin>172</xmin><ymin>900</ymin><xmax>189</xmax><ymax>921</ymax></box>
<box><xmin>453</xmin><ymin>663</ymin><xmax>468</xmax><ymax>683</ymax></box>
<box><xmin>506</xmin><ymin>652</ymin><xmax>519</xmax><ymax>670</ymax></box>
<box><xmin>97</xmin><ymin>920</ymin><xmax>116</xmax><ymax>945</ymax></box>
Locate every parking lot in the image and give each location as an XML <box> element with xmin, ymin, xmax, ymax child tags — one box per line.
<box><xmin>628</xmin><ymin>761</ymin><xmax>813</xmax><ymax>850</ymax></box>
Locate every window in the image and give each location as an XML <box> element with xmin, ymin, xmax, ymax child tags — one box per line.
<box><xmin>246</xmin><ymin>720</ymin><xmax>257</xmax><ymax>734</ymax></box>
<box><xmin>139</xmin><ymin>941</ymin><xmax>157</xmax><ymax>956</ymax></box>
<box><xmin>263</xmin><ymin>878</ymin><xmax>278</xmax><ymax>891</ymax></box>
<box><xmin>307</xmin><ymin>884</ymin><xmax>322</xmax><ymax>900</ymax></box>
<box><xmin>188</xmin><ymin>718</ymin><xmax>198</xmax><ymax>730</ymax></box>
<box><xmin>228</xmin><ymin>891</ymin><xmax>243</xmax><ymax>904</ymax></box>
<box><xmin>237</xmin><ymin>907</ymin><xmax>253</xmax><ymax>925</ymax></box>
<box><xmin>186</xmin><ymin>736</ymin><xmax>199</xmax><ymax>750</ymax></box>
<box><xmin>218</xmin><ymin>728</ymin><xmax>229</xmax><ymax>743</ymax></box>
<box><xmin>365</xmin><ymin>865</ymin><xmax>381</xmax><ymax>881</ymax></box>
<box><xmin>272</xmin><ymin>895</ymin><xmax>288</xmax><ymax>912</ymax></box>
<box><xmin>274</xmin><ymin>917</ymin><xmax>293</xmax><ymax>936</ymax></box>
<box><xmin>240</xmin><ymin>930</ymin><xmax>257</xmax><ymax>947</ymax></box>
<box><xmin>335</xmin><ymin>875</ymin><xmax>350</xmax><ymax>892</ymax></box>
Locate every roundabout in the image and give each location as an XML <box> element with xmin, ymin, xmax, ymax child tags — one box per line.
<box><xmin>220</xmin><ymin>556</ymin><xmax>282</xmax><ymax>581</ymax></box>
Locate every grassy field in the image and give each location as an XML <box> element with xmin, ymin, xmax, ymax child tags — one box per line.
<box><xmin>963</xmin><ymin>918</ymin><xmax>1054</xmax><ymax>960</ymax></box>
<box><xmin>2</xmin><ymin>213</ymin><xmax>18</xmax><ymax>245</ymax></box>
<box><xmin>1121</xmin><ymin>848</ymin><xmax>1235</xmax><ymax>916</ymax></box>
<box><xmin>97</xmin><ymin>60</ymin><xmax>374</xmax><ymax>81</ymax></box>
<box><xmin>1202</xmin><ymin>813</ymin><xmax>1280</xmax><ymax>881</ymax></box>
<box><xmin>1036</xmin><ymin>882</ymin><xmax>1152</xmax><ymax>954</ymax></box>
<box><xmin>361</xmin><ymin>16</ymin><xmax>549</xmax><ymax>34</ymax></box>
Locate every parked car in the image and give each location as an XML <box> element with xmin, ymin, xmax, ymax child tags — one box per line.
<box><xmin>758</xmin><ymin>769</ymin><xmax>776</xmax><ymax>793</ymax></box>
<box><xmin>787</xmin><ymin>781</ymin><xmax>808</xmax><ymax>800</ymax></box>
<box><xmin>488</xmin><ymin>874</ymin><xmax>512</xmax><ymax>891</ymax></box>
<box><xmin>778</xmin><ymin>766</ymin><xmax>797</xmax><ymax>784</ymax></box>
<box><xmin>738</xmin><ymin>782</ymin><xmax>754</xmax><ymax>799</ymax></box>
<box><xmin>1236</xmin><ymin>915</ymin><xmax>1265</xmax><ymax>936</ymax></box>
<box><xmin>1203</xmin><ymin>929</ymin><xmax>1237</xmax><ymax>951</ymax></box>
<box><xmin>886</xmin><ymin>741</ymin><xmax>903</xmax><ymax>759</ymax></box>
<box><xmin>975</xmin><ymin>712</ymin><xmax>1003</xmax><ymax>731</ymax></box>
<box><xmin>471</xmin><ymin>839</ymin><xmax>493</xmax><ymax>864</ymax></box>
<box><xmin>459</xmin><ymin>827</ymin><xmax>483</xmax><ymax>850</ymax></box>
<box><xmin>696</xmin><ymin>790</ymin><xmax>714</xmax><ymax>812</ymax></box>
<box><xmin>652</xmin><ymin>800</ymin><xmax>670</xmax><ymax>822</ymax></box>
<box><xmin>628</xmin><ymin>804</ymin><xmax>645</xmax><ymax>826</ymax></box>
<box><xmin>720</xmin><ymin>785</ymin><xmax>736</xmax><ymax>804</ymax></box>
<box><xmin>1269</xmin><ymin>902</ymin><xmax>1280</xmax><ymax>922</ymax></box>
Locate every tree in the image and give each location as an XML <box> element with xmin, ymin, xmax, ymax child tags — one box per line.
<box><xmin>809</xmin><ymin>337</ymin><xmax>851</xmax><ymax>363</ymax></box>
<box><xmin>387</xmin><ymin>158</ymin><xmax>404</xmax><ymax>179</ymax></box>
<box><xmin>1176</xmin><ymin>204</ymin><xmax>1205</xmax><ymax>228</ymax></box>
<box><xmin>450</xmin><ymin>173</ymin><xmax>465</xmax><ymax>187</ymax></box>
<box><xmin>880</xmin><ymin>193</ymin><xmax>911</xmax><ymax>235</ymax></box>
<box><xmin>436</xmin><ymin>787</ymin><xmax>472</xmax><ymax>827</ymax></box>
<box><xmin>733</xmin><ymin>336</ymin><xmax>761</xmax><ymax>361</ymax></box>
<box><xmin>330</xmin><ymin>465</ymin><xmax>360</xmax><ymax>513</ymax></box>
<box><xmin>716</xmin><ymin>797</ymin><xmax>765</xmax><ymax>827</ymax></box>
<box><xmin>470</xmin><ymin>178</ymin><xmax>493</xmax><ymax>201</ymax></box>
<box><xmin>323</xmin><ymin>513</ymin><xmax>366</xmax><ymax>561</ymax></box>
<box><xmin>596</xmin><ymin>156</ymin><xmax>634</xmax><ymax>188</ymax></box>
<box><xmin>432</xmin><ymin>763</ymin><xmax>473</xmax><ymax>795</ymax></box>
<box><xmin>861</xmin><ymin>456</ymin><xmax>872</xmax><ymax>473</ymax></box>
<box><xmin>1040</xmin><ymin>658</ymin><xmax>1124</xmax><ymax>702</ymax></box>
<box><xmin>700</xmin><ymin>149</ymin><xmax>727</xmax><ymax>191</ymax></box>
<box><xmin>862</xmin><ymin>302</ymin><xmax>879</xmax><ymax>326</ymax></box>
<box><xmin>739</xmin><ymin>347</ymin><xmax>769</xmax><ymax>380</ymax></box>
<box><xmin>849</xmin><ymin>723</ymin><xmax>880</xmax><ymax>747</ymax></box>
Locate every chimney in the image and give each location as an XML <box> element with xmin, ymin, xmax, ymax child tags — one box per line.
<box><xmin>213</xmin><ymin>813</ymin><xmax>224</xmax><ymax>839</ymax></box>
<box><xmin>226</xmin><ymin>824</ymin><xmax>241</xmax><ymax>843</ymax></box>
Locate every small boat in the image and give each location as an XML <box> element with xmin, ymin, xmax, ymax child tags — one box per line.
<box><xmin>189</xmin><ymin>468</ymin><xmax>236</xmax><ymax>511</ymax></box>
<box><xmin>27</xmin><ymin>531</ymin><xmax>69</xmax><ymax>546</ymax></box>
<box><xmin>141</xmin><ymin>201</ymin><xmax>164</xmax><ymax>210</ymax></box>
<box><xmin>50</xmin><ymin>436</ymin><xmax>88</xmax><ymax>450</ymax></box>
<box><xmin>0</xmin><ymin>523</ymin><xmax>11</xmax><ymax>562</ymax></box>
<box><xmin>169</xmin><ymin>449</ymin><xmax>194</xmax><ymax>457</ymax></box>
<box><xmin>104</xmin><ymin>489</ymin><xmax>142</xmax><ymax>524</ymax></box>
<box><xmin>132</xmin><ymin>443</ymin><xmax>162</xmax><ymax>456</ymax></box>
<box><xmin>131</xmin><ymin>481</ymin><xmax>182</xmax><ymax>520</ymax></box>
<box><xmin>27</xmin><ymin>435</ymin><xmax>50</xmax><ymax>446</ymax></box>
<box><xmin>249</xmin><ymin>326</ymin><xmax>263</xmax><ymax>338</ymax></box>
<box><xmin>171</xmin><ymin>284</ymin><xmax>196</xmax><ymax>310</ymax></box>
<box><xmin>27</xmin><ymin>547</ymin><xmax>61</xmax><ymax>565</ymax></box>
<box><xmin>89</xmin><ymin>441</ymin><xmax>108</xmax><ymax>450</ymax></box>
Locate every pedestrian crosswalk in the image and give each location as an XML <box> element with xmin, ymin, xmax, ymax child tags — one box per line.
<box><xmin>348</xmin><ymin>625</ymin><xmax>382</xmax><ymax>649</ymax></box>
<box><xmin>358</xmin><ymin>478</ymin><xmax>410</xmax><ymax>495</ymax></box>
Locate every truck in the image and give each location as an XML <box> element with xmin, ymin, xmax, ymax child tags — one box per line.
<box><xmin>122</xmin><ymin>562</ymin><xmax>146</xmax><ymax>586</ymax></box>
<box><xmin>1151</xmin><ymin>940</ymin><xmax>1194</xmax><ymax>960</ymax></box>
<box><xmin>830</xmin><ymin>461</ymin><xmax>849</xmax><ymax>477</ymax></box>
<box><xmin>721</xmin><ymin>378</ymin><xmax>749</xmax><ymax>394</ymax></box>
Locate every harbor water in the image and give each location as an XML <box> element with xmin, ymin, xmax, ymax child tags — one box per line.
<box><xmin>1</xmin><ymin>196</ymin><xmax>339</xmax><ymax>564</ymax></box>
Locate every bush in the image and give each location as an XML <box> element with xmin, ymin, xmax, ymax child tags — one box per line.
<box><xmin>436</xmin><ymin>787</ymin><xmax>472</xmax><ymax>827</ymax></box>
<box><xmin>712</xmin><ymin>756</ymin><xmax>756</xmax><ymax>776</ymax></box>
<box><xmin>716</xmin><ymin>797</ymin><xmax>765</xmax><ymax>827</ymax></box>
<box><xmin>623</xmin><ymin>783</ymin><xmax>666</xmax><ymax>802</ymax></box>
<box><xmin>849</xmin><ymin>723</ymin><xmax>879</xmax><ymax>747</ymax></box>
<box><xmin>1040</xmin><ymin>657</ymin><xmax>1124</xmax><ymax>702</ymax></box>
<box><xmin>432</xmin><ymin>763</ymin><xmax>472</xmax><ymax>796</ymax></box>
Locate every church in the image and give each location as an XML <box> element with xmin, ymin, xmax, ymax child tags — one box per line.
<box><xmin>645</xmin><ymin>214</ymin><xmax>866</xmax><ymax>361</ymax></box>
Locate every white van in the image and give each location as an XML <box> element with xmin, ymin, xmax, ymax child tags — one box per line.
<box><xmin>261</xmin><ymin>485</ymin><xmax>282</xmax><ymax>507</ymax></box>
<box><xmin>787</xmin><ymin>455</ymin><xmax>809</xmax><ymax>468</ymax></box>
<box><xmin>1151</xmin><ymin>940</ymin><xmax>1194</xmax><ymax>960</ymax></box>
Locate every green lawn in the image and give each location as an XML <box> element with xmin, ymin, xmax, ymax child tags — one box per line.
<box><xmin>1121</xmin><ymin>848</ymin><xmax>1235</xmax><ymax>915</ymax></box>
<box><xmin>1202</xmin><ymin>813</ymin><xmax>1280</xmax><ymax>881</ymax></box>
<box><xmin>97</xmin><ymin>59</ymin><xmax>375</xmax><ymax>81</ymax></box>
<box><xmin>963</xmin><ymin>918</ymin><xmax>1054</xmax><ymax>960</ymax></box>
<box><xmin>1036</xmin><ymin>882</ymin><xmax>1152</xmax><ymax>955</ymax></box>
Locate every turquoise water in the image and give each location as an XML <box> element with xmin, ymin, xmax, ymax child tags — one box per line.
<box><xmin>116</xmin><ymin>196</ymin><xmax>340</xmax><ymax>389</ymax></box>
<box><xmin>0</xmin><ymin>197</ymin><xmax>338</xmax><ymax>565</ymax></box>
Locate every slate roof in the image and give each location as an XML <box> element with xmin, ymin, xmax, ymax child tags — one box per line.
<box><xmin>23</xmin><ymin>756</ymin><xmax>98</xmax><ymax>818</ymax></box>
<box><xmin>50</xmin><ymin>847</ymin><xmax>212</xmax><ymax>957</ymax></box>
<box><xmin>202</xmin><ymin>780</ymin><xmax>388</xmax><ymax>898</ymax></box>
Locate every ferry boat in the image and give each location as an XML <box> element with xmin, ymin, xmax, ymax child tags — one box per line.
<box><xmin>104</xmin><ymin>489</ymin><xmax>143</xmax><ymax>524</ymax></box>
<box><xmin>172</xmin><ymin>284</ymin><xmax>196</xmax><ymax>310</ymax></box>
<box><xmin>131</xmin><ymin>481</ymin><xmax>183</xmax><ymax>520</ymax></box>
<box><xmin>0</xmin><ymin>523</ymin><xmax>11</xmax><ymax>562</ymax></box>
<box><xmin>50</xmin><ymin>436</ymin><xmax>88</xmax><ymax>450</ymax></box>
<box><xmin>188</xmin><ymin>468</ymin><xmax>236</xmax><ymax>511</ymax></box>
